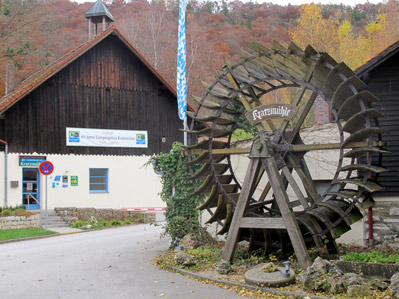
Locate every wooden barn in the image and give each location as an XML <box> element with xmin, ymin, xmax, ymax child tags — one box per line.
<box><xmin>355</xmin><ymin>42</ymin><xmax>399</xmax><ymax>246</ymax></box>
<box><xmin>0</xmin><ymin>2</ymin><xmax>189</xmax><ymax>211</ymax></box>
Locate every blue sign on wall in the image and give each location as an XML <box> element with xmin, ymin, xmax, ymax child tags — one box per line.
<box><xmin>19</xmin><ymin>156</ymin><xmax>46</xmax><ymax>167</ymax></box>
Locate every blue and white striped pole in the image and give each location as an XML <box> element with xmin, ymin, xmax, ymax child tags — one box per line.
<box><xmin>177</xmin><ymin>0</ymin><xmax>188</xmax><ymax>145</ymax></box>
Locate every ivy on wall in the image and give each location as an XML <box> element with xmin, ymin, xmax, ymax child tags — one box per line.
<box><xmin>153</xmin><ymin>142</ymin><xmax>201</xmax><ymax>242</ymax></box>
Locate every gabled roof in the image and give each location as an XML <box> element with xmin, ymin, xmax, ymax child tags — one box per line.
<box><xmin>85</xmin><ymin>0</ymin><xmax>114</xmax><ymax>22</ymax></box>
<box><xmin>0</xmin><ymin>26</ymin><xmax>189</xmax><ymax>114</ymax></box>
<box><xmin>355</xmin><ymin>41</ymin><xmax>399</xmax><ymax>75</ymax></box>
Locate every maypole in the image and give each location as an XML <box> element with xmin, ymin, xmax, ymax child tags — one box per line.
<box><xmin>177</xmin><ymin>0</ymin><xmax>188</xmax><ymax>145</ymax></box>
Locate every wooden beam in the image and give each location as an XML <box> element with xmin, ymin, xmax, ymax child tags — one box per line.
<box><xmin>221</xmin><ymin>158</ymin><xmax>262</xmax><ymax>262</ymax></box>
<box><xmin>240</xmin><ymin>217</ymin><xmax>286</xmax><ymax>229</ymax></box>
<box><xmin>186</xmin><ymin>141</ymin><xmax>386</xmax><ymax>156</ymax></box>
<box><xmin>261</xmin><ymin>155</ymin><xmax>312</xmax><ymax>269</ymax></box>
<box><xmin>281</xmin><ymin>166</ymin><xmax>310</xmax><ymax>209</ymax></box>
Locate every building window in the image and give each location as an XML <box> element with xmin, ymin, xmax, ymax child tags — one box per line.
<box><xmin>89</xmin><ymin>168</ymin><xmax>108</xmax><ymax>193</ymax></box>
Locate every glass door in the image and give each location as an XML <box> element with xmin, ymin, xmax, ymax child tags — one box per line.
<box><xmin>22</xmin><ymin>168</ymin><xmax>40</xmax><ymax>209</ymax></box>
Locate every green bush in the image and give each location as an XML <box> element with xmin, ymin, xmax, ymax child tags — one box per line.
<box><xmin>152</xmin><ymin>142</ymin><xmax>201</xmax><ymax>242</ymax></box>
<box><xmin>2</xmin><ymin>209</ymin><xmax>11</xmax><ymax>216</ymax></box>
<box><xmin>231</xmin><ymin>128</ymin><xmax>256</xmax><ymax>141</ymax></box>
<box><xmin>124</xmin><ymin>219</ymin><xmax>132</xmax><ymax>225</ymax></box>
<box><xmin>71</xmin><ymin>220</ymin><xmax>88</xmax><ymax>228</ymax></box>
<box><xmin>99</xmin><ymin>220</ymin><xmax>111</xmax><ymax>227</ymax></box>
<box><xmin>111</xmin><ymin>219</ymin><xmax>122</xmax><ymax>226</ymax></box>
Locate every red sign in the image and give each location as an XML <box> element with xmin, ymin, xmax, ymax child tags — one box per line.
<box><xmin>121</xmin><ymin>207</ymin><xmax>167</xmax><ymax>212</ymax></box>
<box><xmin>39</xmin><ymin>161</ymin><xmax>54</xmax><ymax>175</ymax></box>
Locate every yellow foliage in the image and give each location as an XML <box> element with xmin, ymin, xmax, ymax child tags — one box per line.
<box><xmin>289</xmin><ymin>4</ymin><xmax>339</xmax><ymax>54</ymax></box>
<box><xmin>289</xmin><ymin>4</ymin><xmax>392</xmax><ymax>71</ymax></box>
<box><xmin>338</xmin><ymin>19</ymin><xmax>351</xmax><ymax>38</ymax></box>
<box><xmin>365</xmin><ymin>13</ymin><xmax>386</xmax><ymax>36</ymax></box>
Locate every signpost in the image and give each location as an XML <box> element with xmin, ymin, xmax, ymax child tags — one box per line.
<box><xmin>39</xmin><ymin>161</ymin><xmax>54</xmax><ymax>231</ymax></box>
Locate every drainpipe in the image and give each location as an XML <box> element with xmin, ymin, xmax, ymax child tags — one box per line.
<box><xmin>0</xmin><ymin>139</ymin><xmax>8</xmax><ymax>208</ymax></box>
<box><xmin>368</xmin><ymin>206</ymin><xmax>374</xmax><ymax>247</ymax></box>
<box><xmin>367</xmin><ymin>151</ymin><xmax>374</xmax><ymax>248</ymax></box>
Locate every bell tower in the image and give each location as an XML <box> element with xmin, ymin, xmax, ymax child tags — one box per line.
<box><xmin>85</xmin><ymin>0</ymin><xmax>114</xmax><ymax>40</ymax></box>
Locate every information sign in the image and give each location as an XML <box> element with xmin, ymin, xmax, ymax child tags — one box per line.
<box><xmin>19</xmin><ymin>156</ymin><xmax>46</xmax><ymax>167</ymax></box>
<box><xmin>71</xmin><ymin>176</ymin><xmax>78</xmax><ymax>186</ymax></box>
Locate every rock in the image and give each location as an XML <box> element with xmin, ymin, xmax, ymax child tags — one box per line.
<box><xmin>347</xmin><ymin>284</ymin><xmax>372</xmax><ymax>297</ymax></box>
<box><xmin>296</xmin><ymin>257</ymin><xmax>345</xmax><ymax>293</ymax></box>
<box><xmin>174</xmin><ymin>251</ymin><xmax>196</xmax><ymax>266</ymax></box>
<box><xmin>215</xmin><ymin>259</ymin><xmax>233</xmax><ymax>275</ymax></box>
<box><xmin>345</xmin><ymin>272</ymin><xmax>365</xmax><ymax>286</ymax></box>
<box><xmin>391</xmin><ymin>272</ymin><xmax>399</xmax><ymax>298</ymax></box>
<box><xmin>261</xmin><ymin>262</ymin><xmax>278</xmax><ymax>273</ymax></box>
<box><xmin>179</xmin><ymin>234</ymin><xmax>201</xmax><ymax>251</ymax></box>
<box><xmin>311</xmin><ymin>257</ymin><xmax>344</xmax><ymax>276</ymax></box>
<box><xmin>328</xmin><ymin>275</ymin><xmax>346</xmax><ymax>294</ymax></box>
<box><xmin>82</xmin><ymin>224</ymin><xmax>92</xmax><ymax>229</ymax></box>
<box><xmin>89</xmin><ymin>216</ymin><xmax>98</xmax><ymax>225</ymax></box>
<box><xmin>370</xmin><ymin>278</ymin><xmax>389</xmax><ymax>291</ymax></box>
<box><xmin>235</xmin><ymin>241</ymin><xmax>250</xmax><ymax>257</ymax></box>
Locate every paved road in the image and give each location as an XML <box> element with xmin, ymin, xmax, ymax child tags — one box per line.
<box><xmin>0</xmin><ymin>225</ymin><xmax>245</xmax><ymax>299</ymax></box>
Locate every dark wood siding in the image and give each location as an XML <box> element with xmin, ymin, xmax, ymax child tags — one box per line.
<box><xmin>0</xmin><ymin>34</ymin><xmax>183</xmax><ymax>155</ymax></box>
<box><xmin>366</xmin><ymin>54</ymin><xmax>399</xmax><ymax>196</ymax></box>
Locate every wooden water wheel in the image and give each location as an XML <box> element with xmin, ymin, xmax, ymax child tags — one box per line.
<box><xmin>185</xmin><ymin>41</ymin><xmax>387</xmax><ymax>268</ymax></box>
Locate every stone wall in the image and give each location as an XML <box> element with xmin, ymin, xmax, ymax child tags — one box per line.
<box><xmin>364</xmin><ymin>200</ymin><xmax>399</xmax><ymax>248</ymax></box>
<box><xmin>54</xmin><ymin>207</ymin><xmax>155</xmax><ymax>225</ymax></box>
<box><xmin>0</xmin><ymin>214</ymin><xmax>40</xmax><ymax>230</ymax></box>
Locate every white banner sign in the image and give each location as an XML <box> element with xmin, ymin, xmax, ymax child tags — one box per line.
<box><xmin>66</xmin><ymin>128</ymin><xmax>148</xmax><ymax>148</ymax></box>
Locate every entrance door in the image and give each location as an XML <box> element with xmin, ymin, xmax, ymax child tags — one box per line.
<box><xmin>22</xmin><ymin>168</ymin><xmax>40</xmax><ymax>209</ymax></box>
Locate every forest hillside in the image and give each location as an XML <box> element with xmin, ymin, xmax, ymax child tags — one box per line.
<box><xmin>1</xmin><ymin>0</ymin><xmax>398</xmax><ymax>100</ymax></box>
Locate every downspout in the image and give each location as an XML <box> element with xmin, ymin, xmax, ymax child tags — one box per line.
<box><xmin>0</xmin><ymin>139</ymin><xmax>8</xmax><ymax>208</ymax></box>
<box><xmin>367</xmin><ymin>151</ymin><xmax>374</xmax><ymax>248</ymax></box>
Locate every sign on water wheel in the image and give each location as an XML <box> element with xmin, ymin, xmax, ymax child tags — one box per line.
<box><xmin>39</xmin><ymin>161</ymin><xmax>54</xmax><ymax>175</ymax></box>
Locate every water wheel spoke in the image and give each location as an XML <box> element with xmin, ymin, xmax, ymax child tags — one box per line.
<box><xmin>287</xmin><ymin>91</ymin><xmax>318</xmax><ymax>143</ymax></box>
<box><xmin>281</xmin><ymin>166</ymin><xmax>310</xmax><ymax>209</ymax></box>
<box><xmin>286</xmin><ymin>153</ymin><xmax>319</xmax><ymax>202</ymax></box>
<box><xmin>278</xmin><ymin>86</ymin><xmax>308</xmax><ymax>133</ymax></box>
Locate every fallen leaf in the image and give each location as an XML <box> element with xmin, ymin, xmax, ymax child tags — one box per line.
<box><xmin>108</xmin><ymin>265</ymin><xmax>112</xmax><ymax>268</ymax></box>
<box><xmin>154</xmin><ymin>281</ymin><xmax>159</xmax><ymax>283</ymax></box>
<box><xmin>158</xmin><ymin>294</ymin><xmax>165</xmax><ymax>297</ymax></box>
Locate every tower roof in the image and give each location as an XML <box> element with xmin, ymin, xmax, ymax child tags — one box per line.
<box><xmin>85</xmin><ymin>0</ymin><xmax>114</xmax><ymax>22</ymax></box>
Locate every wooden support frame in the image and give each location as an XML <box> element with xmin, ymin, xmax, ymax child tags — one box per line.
<box><xmin>221</xmin><ymin>153</ymin><xmax>312</xmax><ymax>269</ymax></box>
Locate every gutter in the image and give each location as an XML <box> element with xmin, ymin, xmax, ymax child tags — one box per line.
<box><xmin>0</xmin><ymin>139</ymin><xmax>7</xmax><ymax>207</ymax></box>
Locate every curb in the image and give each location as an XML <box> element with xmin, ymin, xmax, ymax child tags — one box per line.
<box><xmin>0</xmin><ymin>222</ymin><xmax>154</xmax><ymax>245</ymax></box>
<box><xmin>164</xmin><ymin>265</ymin><xmax>332</xmax><ymax>299</ymax></box>
<box><xmin>0</xmin><ymin>229</ymin><xmax>86</xmax><ymax>245</ymax></box>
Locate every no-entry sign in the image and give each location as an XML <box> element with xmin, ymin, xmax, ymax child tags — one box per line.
<box><xmin>39</xmin><ymin>161</ymin><xmax>54</xmax><ymax>175</ymax></box>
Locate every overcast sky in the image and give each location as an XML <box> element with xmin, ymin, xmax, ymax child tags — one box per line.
<box><xmin>71</xmin><ymin>0</ymin><xmax>385</xmax><ymax>6</ymax></box>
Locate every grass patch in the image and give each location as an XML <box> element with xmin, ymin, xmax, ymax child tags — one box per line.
<box><xmin>343</xmin><ymin>251</ymin><xmax>399</xmax><ymax>264</ymax></box>
<box><xmin>0</xmin><ymin>228</ymin><xmax>57</xmax><ymax>241</ymax></box>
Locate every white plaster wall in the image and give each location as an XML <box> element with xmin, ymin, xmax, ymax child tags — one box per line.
<box><xmin>335</xmin><ymin>220</ymin><xmax>365</xmax><ymax>246</ymax></box>
<box><xmin>0</xmin><ymin>152</ymin><xmax>5</xmax><ymax>207</ymax></box>
<box><xmin>0</xmin><ymin>153</ymin><xmax>164</xmax><ymax>210</ymax></box>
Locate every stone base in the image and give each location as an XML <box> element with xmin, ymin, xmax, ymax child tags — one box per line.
<box><xmin>245</xmin><ymin>264</ymin><xmax>295</xmax><ymax>287</ymax></box>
